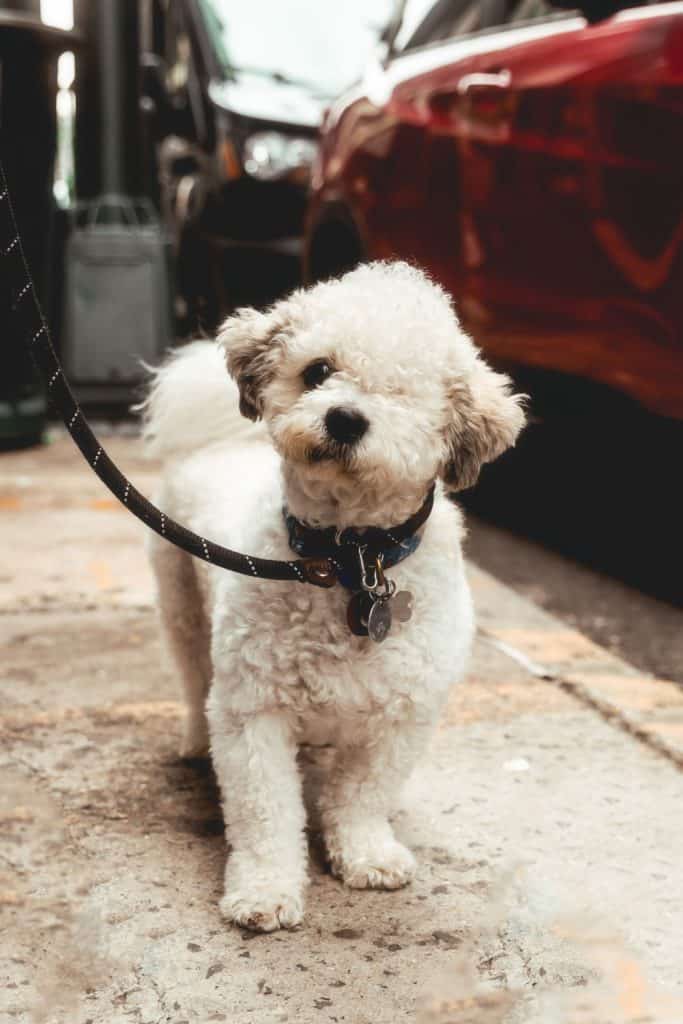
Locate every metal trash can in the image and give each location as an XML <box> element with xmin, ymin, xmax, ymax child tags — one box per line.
<box><xmin>62</xmin><ymin>0</ymin><xmax>173</xmax><ymax>400</ymax></box>
<box><xmin>63</xmin><ymin>195</ymin><xmax>172</xmax><ymax>385</ymax></box>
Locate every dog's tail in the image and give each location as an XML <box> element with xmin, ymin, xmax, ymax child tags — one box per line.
<box><xmin>136</xmin><ymin>340</ymin><xmax>266</xmax><ymax>462</ymax></box>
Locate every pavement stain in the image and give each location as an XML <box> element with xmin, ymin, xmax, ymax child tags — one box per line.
<box><xmin>87</xmin><ymin>559</ymin><xmax>117</xmax><ymax>590</ymax></box>
<box><xmin>431</xmin><ymin>931</ymin><xmax>464</xmax><ymax>949</ymax></box>
<box><xmin>489</xmin><ymin>627</ymin><xmax>599</xmax><ymax>663</ymax></box>
<box><xmin>88</xmin><ymin>497</ymin><xmax>122</xmax><ymax>511</ymax></box>
<box><xmin>0</xmin><ymin>494</ymin><xmax>22</xmax><ymax>510</ymax></box>
<box><xmin>442</xmin><ymin>670</ymin><xmax>574</xmax><ymax>726</ymax></box>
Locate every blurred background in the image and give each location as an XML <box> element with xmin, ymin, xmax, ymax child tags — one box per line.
<box><xmin>1</xmin><ymin>0</ymin><xmax>681</xmax><ymax>675</ymax></box>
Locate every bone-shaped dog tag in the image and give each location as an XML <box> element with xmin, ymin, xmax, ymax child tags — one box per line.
<box><xmin>392</xmin><ymin>590</ymin><xmax>413</xmax><ymax>623</ymax></box>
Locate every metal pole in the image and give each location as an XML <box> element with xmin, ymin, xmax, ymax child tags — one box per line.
<box><xmin>74</xmin><ymin>0</ymin><xmax>143</xmax><ymax>199</ymax></box>
<box><xmin>97</xmin><ymin>0</ymin><xmax>125</xmax><ymax>195</ymax></box>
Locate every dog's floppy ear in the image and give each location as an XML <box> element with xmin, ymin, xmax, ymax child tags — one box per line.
<box><xmin>218</xmin><ymin>307</ymin><xmax>284</xmax><ymax>421</ymax></box>
<box><xmin>441</xmin><ymin>360</ymin><xmax>526</xmax><ymax>491</ymax></box>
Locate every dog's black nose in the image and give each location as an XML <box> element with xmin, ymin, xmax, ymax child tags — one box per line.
<box><xmin>324</xmin><ymin>406</ymin><xmax>369</xmax><ymax>445</ymax></box>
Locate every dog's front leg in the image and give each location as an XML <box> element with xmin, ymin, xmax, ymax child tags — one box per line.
<box><xmin>209</xmin><ymin>708</ymin><xmax>307</xmax><ymax>932</ymax></box>
<box><xmin>319</xmin><ymin>721</ymin><xmax>430</xmax><ymax>891</ymax></box>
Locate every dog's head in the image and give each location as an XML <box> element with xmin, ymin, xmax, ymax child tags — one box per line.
<box><xmin>219</xmin><ymin>262</ymin><xmax>525</xmax><ymax>526</ymax></box>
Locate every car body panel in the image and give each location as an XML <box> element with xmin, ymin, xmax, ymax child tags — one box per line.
<box><xmin>306</xmin><ymin>3</ymin><xmax>683</xmax><ymax>419</ymax></box>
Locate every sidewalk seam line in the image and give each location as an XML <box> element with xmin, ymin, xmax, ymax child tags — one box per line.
<box><xmin>481</xmin><ymin>629</ymin><xmax>683</xmax><ymax>771</ymax></box>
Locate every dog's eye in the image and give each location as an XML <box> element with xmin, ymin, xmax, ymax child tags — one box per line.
<box><xmin>302</xmin><ymin>360</ymin><xmax>334</xmax><ymax>390</ymax></box>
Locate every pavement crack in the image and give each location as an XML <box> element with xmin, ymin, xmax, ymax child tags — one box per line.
<box><xmin>481</xmin><ymin>629</ymin><xmax>683</xmax><ymax>771</ymax></box>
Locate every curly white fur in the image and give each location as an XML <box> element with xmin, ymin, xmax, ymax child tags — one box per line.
<box><xmin>144</xmin><ymin>262</ymin><xmax>525</xmax><ymax>932</ymax></box>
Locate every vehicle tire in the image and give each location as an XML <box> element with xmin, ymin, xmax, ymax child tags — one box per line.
<box><xmin>306</xmin><ymin>217</ymin><xmax>365</xmax><ymax>284</ymax></box>
<box><xmin>175</xmin><ymin>222</ymin><xmax>224</xmax><ymax>335</ymax></box>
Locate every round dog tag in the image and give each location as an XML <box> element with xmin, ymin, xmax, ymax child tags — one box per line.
<box><xmin>367</xmin><ymin>598</ymin><xmax>392</xmax><ymax>643</ymax></box>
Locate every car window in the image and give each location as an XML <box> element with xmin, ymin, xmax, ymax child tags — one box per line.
<box><xmin>508</xmin><ymin>0</ymin><xmax>553</xmax><ymax>20</ymax></box>
<box><xmin>507</xmin><ymin>0</ymin><xmax>579</xmax><ymax>22</ymax></box>
<box><xmin>199</xmin><ymin>0</ymin><xmax>394</xmax><ymax>99</ymax></box>
<box><xmin>397</xmin><ymin>0</ymin><xmax>512</xmax><ymax>53</ymax></box>
<box><xmin>391</xmin><ymin>0</ymin><xmax>440</xmax><ymax>52</ymax></box>
<box><xmin>390</xmin><ymin>0</ymin><xmax>663</xmax><ymax>60</ymax></box>
<box><xmin>399</xmin><ymin>0</ymin><xmax>472</xmax><ymax>50</ymax></box>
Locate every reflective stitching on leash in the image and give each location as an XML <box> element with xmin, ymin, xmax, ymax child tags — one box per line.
<box><xmin>124</xmin><ymin>482</ymin><xmax>131</xmax><ymax>504</ymax></box>
<box><xmin>289</xmin><ymin>562</ymin><xmax>304</xmax><ymax>582</ymax></box>
<box><xmin>246</xmin><ymin>555</ymin><xmax>258</xmax><ymax>577</ymax></box>
<box><xmin>48</xmin><ymin>368</ymin><xmax>61</xmax><ymax>388</ymax></box>
<box><xmin>201</xmin><ymin>538</ymin><xmax>210</xmax><ymax>561</ymax></box>
<box><xmin>69</xmin><ymin>409</ymin><xmax>80</xmax><ymax>428</ymax></box>
<box><xmin>160</xmin><ymin>513</ymin><xmax>166</xmax><ymax>536</ymax></box>
<box><xmin>32</xmin><ymin>324</ymin><xmax>47</xmax><ymax>344</ymax></box>
<box><xmin>12</xmin><ymin>282</ymin><xmax>31</xmax><ymax>309</ymax></box>
<box><xmin>93</xmin><ymin>447</ymin><xmax>103</xmax><ymax>467</ymax></box>
<box><xmin>4</xmin><ymin>236</ymin><xmax>19</xmax><ymax>255</ymax></box>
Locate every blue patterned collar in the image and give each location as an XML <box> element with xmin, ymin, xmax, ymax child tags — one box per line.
<box><xmin>284</xmin><ymin>486</ymin><xmax>434</xmax><ymax>591</ymax></box>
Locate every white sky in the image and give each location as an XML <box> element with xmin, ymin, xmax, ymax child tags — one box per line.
<box><xmin>41</xmin><ymin>0</ymin><xmax>74</xmax><ymax>30</ymax></box>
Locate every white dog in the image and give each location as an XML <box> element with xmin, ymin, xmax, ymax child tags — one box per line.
<box><xmin>142</xmin><ymin>261</ymin><xmax>525</xmax><ymax>932</ymax></box>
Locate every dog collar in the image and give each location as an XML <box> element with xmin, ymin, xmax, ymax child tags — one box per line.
<box><xmin>284</xmin><ymin>485</ymin><xmax>435</xmax><ymax>592</ymax></box>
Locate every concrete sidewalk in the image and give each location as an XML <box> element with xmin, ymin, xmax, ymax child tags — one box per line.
<box><xmin>1</xmin><ymin>435</ymin><xmax>682</xmax><ymax>1024</ymax></box>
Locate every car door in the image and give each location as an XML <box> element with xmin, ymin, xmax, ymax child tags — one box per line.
<box><xmin>353</xmin><ymin>0</ymin><xmax>487</xmax><ymax>274</ymax></box>
<box><xmin>364</xmin><ymin>0</ymin><xmax>573</xmax><ymax>307</ymax></box>
<box><xmin>455</xmin><ymin>1</ymin><xmax>683</xmax><ymax>415</ymax></box>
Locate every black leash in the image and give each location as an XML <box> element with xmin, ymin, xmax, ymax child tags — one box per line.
<box><xmin>0</xmin><ymin>159</ymin><xmax>338</xmax><ymax>587</ymax></box>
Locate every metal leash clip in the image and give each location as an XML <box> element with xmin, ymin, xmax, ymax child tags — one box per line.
<box><xmin>349</xmin><ymin>547</ymin><xmax>412</xmax><ymax>643</ymax></box>
<box><xmin>357</xmin><ymin>546</ymin><xmax>384</xmax><ymax>596</ymax></box>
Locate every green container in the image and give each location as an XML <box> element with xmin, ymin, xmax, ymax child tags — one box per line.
<box><xmin>0</xmin><ymin>396</ymin><xmax>48</xmax><ymax>448</ymax></box>
<box><xmin>0</xmin><ymin>346</ymin><xmax>47</xmax><ymax>449</ymax></box>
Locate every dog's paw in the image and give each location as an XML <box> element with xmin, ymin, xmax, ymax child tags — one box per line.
<box><xmin>220</xmin><ymin>888</ymin><xmax>303</xmax><ymax>933</ymax></box>
<box><xmin>332</xmin><ymin>839</ymin><xmax>416</xmax><ymax>890</ymax></box>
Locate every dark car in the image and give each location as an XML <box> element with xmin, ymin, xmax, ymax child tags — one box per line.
<box><xmin>145</xmin><ymin>0</ymin><xmax>392</xmax><ymax>326</ymax></box>
<box><xmin>305</xmin><ymin>0</ymin><xmax>683</xmax><ymax>421</ymax></box>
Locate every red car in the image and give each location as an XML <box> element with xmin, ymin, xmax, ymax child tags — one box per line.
<box><xmin>305</xmin><ymin>0</ymin><xmax>683</xmax><ymax>420</ymax></box>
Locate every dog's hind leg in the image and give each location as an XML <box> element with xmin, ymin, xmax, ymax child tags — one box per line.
<box><xmin>149</xmin><ymin>537</ymin><xmax>212</xmax><ymax>758</ymax></box>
